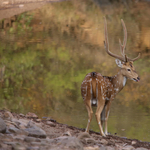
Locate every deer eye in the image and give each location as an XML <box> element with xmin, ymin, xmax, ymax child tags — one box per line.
<box><xmin>127</xmin><ymin>69</ymin><xmax>131</xmax><ymax>72</ymax></box>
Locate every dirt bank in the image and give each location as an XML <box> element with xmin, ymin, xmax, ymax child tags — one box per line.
<box><xmin>0</xmin><ymin>110</ymin><xmax>149</xmax><ymax>150</ymax></box>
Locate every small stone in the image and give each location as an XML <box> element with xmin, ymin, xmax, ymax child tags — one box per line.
<box><xmin>85</xmin><ymin>138</ymin><xmax>96</xmax><ymax>144</ymax></box>
<box><xmin>3</xmin><ymin>111</ymin><xmax>13</xmax><ymax>120</ymax></box>
<box><xmin>8</xmin><ymin>126</ymin><xmax>20</xmax><ymax>133</ymax></box>
<box><xmin>8</xmin><ymin>126</ymin><xmax>28</xmax><ymax>136</ymax></box>
<box><xmin>25</xmin><ymin>112</ymin><xmax>38</xmax><ymax>119</ymax></box>
<box><xmin>13</xmin><ymin>135</ymin><xmax>25</xmax><ymax>141</ymax></box>
<box><xmin>131</xmin><ymin>141</ymin><xmax>137</xmax><ymax>145</ymax></box>
<box><xmin>19</xmin><ymin>113</ymin><xmax>25</xmax><ymax>117</ymax></box>
<box><xmin>0</xmin><ymin>117</ymin><xmax>6</xmax><ymax>133</ymax></box>
<box><xmin>36</xmin><ymin>119</ymin><xmax>41</xmax><ymax>123</ymax></box>
<box><xmin>24</xmin><ymin>137</ymin><xmax>36</xmax><ymax>143</ymax></box>
<box><xmin>78</xmin><ymin>132</ymin><xmax>91</xmax><ymax>140</ymax></box>
<box><xmin>122</xmin><ymin>145</ymin><xmax>135</xmax><ymax>150</ymax></box>
<box><xmin>84</xmin><ymin>146</ymin><xmax>99</xmax><ymax>150</ymax></box>
<box><xmin>31</xmin><ymin>142</ymin><xmax>41</xmax><ymax>146</ymax></box>
<box><xmin>12</xmin><ymin>143</ymin><xmax>26</xmax><ymax>150</ymax></box>
<box><xmin>57</xmin><ymin>136</ymin><xmax>83</xmax><ymax>150</ymax></box>
<box><xmin>100</xmin><ymin>139</ymin><xmax>108</xmax><ymax>145</ymax></box>
<box><xmin>135</xmin><ymin>148</ymin><xmax>148</xmax><ymax>150</ymax></box>
<box><xmin>27</xmin><ymin>146</ymin><xmax>40</xmax><ymax>150</ymax></box>
<box><xmin>106</xmin><ymin>146</ymin><xmax>115</xmax><ymax>150</ymax></box>
<box><xmin>62</xmin><ymin>131</ymin><xmax>72</xmax><ymax>136</ymax></box>
<box><xmin>3</xmin><ymin>142</ymin><xmax>19</xmax><ymax>145</ymax></box>
<box><xmin>46</xmin><ymin>121</ymin><xmax>56</xmax><ymax>127</ymax></box>
<box><xmin>25</xmin><ymin>127</ymin><xmax>46</xmax><ymax>138</ymax></box>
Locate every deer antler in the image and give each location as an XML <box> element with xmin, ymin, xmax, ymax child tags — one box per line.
<box><xmin>119</xmin><ymin>19</ymin><xmax>127</xmax><ymax>58</ymax></box>
<box><xmin>104</xmin><ymin>17</ymin><xmax>140</xmax><ymax>62</ymax></box>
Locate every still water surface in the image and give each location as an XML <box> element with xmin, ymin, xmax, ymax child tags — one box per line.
<box><xmin>0</xmin><ymin>1</ymin><xmax>150</xmax><ymax>142</ymax></box>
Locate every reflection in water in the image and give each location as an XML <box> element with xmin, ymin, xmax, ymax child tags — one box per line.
<box><xmin>0</xmin><ymin>0</ymin><xmax>150</xmax><ymax>142</ymax></box>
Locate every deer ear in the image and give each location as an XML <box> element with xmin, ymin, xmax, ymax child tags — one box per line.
<box><xmin>115</xmin><ymin>59</ymin><xmax>123</xmax><ymax>68</ymax></box>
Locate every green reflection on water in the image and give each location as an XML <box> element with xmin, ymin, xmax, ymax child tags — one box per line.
<box><xmin>0</xmin><ymin>0</ymin><xmax>150</xmax><ymax>142</ymax></box>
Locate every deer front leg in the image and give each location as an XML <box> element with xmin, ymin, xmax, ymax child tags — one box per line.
<box><xmin>85</xmin><ymin>100</ymin><xmax>93</xmax><ymax>133</ymax></box>
<box><xmin>95</xmin><ymin>100</ymin><xmax>105</xmax><ymax>136</ymax></box>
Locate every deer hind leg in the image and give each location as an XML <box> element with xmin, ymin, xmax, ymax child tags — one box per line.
<box><xmin>85</xmin><ymin>100</ymin><xmax>93</xmax><ymax>133</ymax></box>
<box><xmin>104</xmin><ymin>101</ymin><xmax>111</xmax><ymax>135</ymax></box>
<box><xmin>95</xmin><ymin>98</ymin><xmax>105</xmax><ymax>136</ymax></box>
<box><xmin>101</xmin><ymin>105</ymin><xmax>106</xmax><ymax>128</ymax></box>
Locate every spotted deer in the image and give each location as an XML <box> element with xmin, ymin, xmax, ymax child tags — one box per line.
<box><xmin>81</xmin><ymin>17</ymin><xmax>140</xmax><ymax>136</ymax></box>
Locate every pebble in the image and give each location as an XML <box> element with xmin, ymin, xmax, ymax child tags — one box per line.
<box><xmin>84</xmin><ymin>146</ymin><xmax>100</xmax><ymax>150</ymax></box>
<box><xmin>25</xmin><ymin>112</ymin><xmax>38</xmax><ymax>119</ymax></box>
<box><xmin>78</xmin><ymin>132</ymin><xmax>91</xmax><ymax>140</ymax></box>
<box><xmin>100</xmin><ymin>139</ymin><xmax>108</xmax><ymax>145</ymax></box>
<box><xmin>25</xmin><ymin>127</ymin><xmax>46</xmax><ymax>138</ymax></box>
<box><xmin>135</xmin><ymin>148</ymin><xmax>148</xmax><ymax>150</ymax></box>
<box><xmin>132</xmin><ymin>141</ymin><xmax>137</xmax><ymax>145</ymax></box>
<box><xmin>24</xmin><ymin>136</ymin><xmax>39</xmax><ymax>143</ymax></box>
<box><xmin>3</xmin><ymin>111</ymin><xmax>14</xmax><ymax>120</ymax></box>
<box><xmin>122</xmin><ymin>145</ymin><xmax>135</xmax><ymax>150</ymax></box>
<box><xmin>85</xmin><ymin>138</ymin><xmax>96</xmax><ymax>144</ymax></box>
<box><xmin>46</xmin><ymin>121</ymin><xmax>56</xmax><ymax>127</ymax></box>
<box><xmin>62</xmin><ymin>131</ymin><xmax>72</xmax><ymax>136</ymax></box>
<box><xmin>0</xmin><ymin>117</ymin><xmax>6</xmax><ymax>133</ymax></box>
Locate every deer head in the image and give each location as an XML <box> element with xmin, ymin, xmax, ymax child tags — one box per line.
<box><xmin>104</xmin><ymin>17</ymin><xmax>140</xmax><ymax>82</ymax></box>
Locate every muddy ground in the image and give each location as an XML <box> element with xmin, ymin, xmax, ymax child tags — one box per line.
<box><xmin>0</xmin><ymin>110</ymin><xmax>150</xmax><ymax>150</ymax></box>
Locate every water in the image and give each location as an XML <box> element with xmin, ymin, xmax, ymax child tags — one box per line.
<box><xmin>0</xmin><ymin>0</ymin><xmax>150</xmax><ymax>142</ymax></box>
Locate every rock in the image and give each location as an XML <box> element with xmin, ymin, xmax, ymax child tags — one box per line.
<box><xmin>122</xmin><ymin>145</ymin><xmax>135</xmax><ymax>150</ymax></box>
<box><xmin>25</xmin><ymin>127</ymin><xmax>46</xmax><ymax>138</ymax></box>
<box><xmin>56</xmin><ymin>136</ymin><xmax>83</xmax><ymax>150</ymax></box>
<box><xmin>27</xmin><ymin>120</ymin><xmax>42</xmax><ymax>129</ymax></box>
<box><xmin>78</xmin><ymin>132</ymin><xmax>91</xmax><ymax>140</ymax></box>
<box><xmin>62</xmin><ymin>131</ymin><xmax>72</xmax><ymax>136</ymax></box>
<box><xmin>31</xmin><ymin>142</ymin><xmax>41</xmax><ymax>146</ymax></box>
<box><xmin>105</xmin><ymin>146</ymin><xmax>115</xmax><ymax>150</ymax></box>
<box><xmin>0</xmin><ymin>117</ymin><xmax>6</xmax><ymax>133</ymax></box>
<box><xmin>131</xmin><ymin>141</ymin><xmax>137</xmax><ymax>145</ymax></box>
<box><xmin>12</xmin><ymin>143</ymin><xmax>26</xmax><ymax>150</ymax></box>
<box><xmin>19</xmin><ymin>113</ymin><xmax>25</xmax><ymax>117</ymax></box>
<box><xmin>24</xmin><ymin>136</ymin><xmax>41</xmax><ymax>143</ymax></box>
<box><xmin>26</xmin><ymin>146</ymin><xmax>40</xmax><ymax>150</ymax></box>
<box><xmin>4</xmin><ymin>141</ymin><xmax>19</xmax><ymax>146</ymax></box>
<box><xmin>85</xmin><ymin>138</ymin><xmax>96</xmax><ymax>144</ymax></box>
<box><xmin>35</xmin><ymin>119</ymin><xmax>41</xmax><ymax>123</ymax></box>
<box><xmin>26</xmin><ymin>112</ymin><xmax>38</xmax><ymax>119</ymax></box>
<box><xmin>8</xmin><ymin>126</ymin><xmax>20</xmax><ymax>133</ymax></box>
<box><xmin>8</xmin><ymin>126</ymin><xmax>28</xmax><ymax>136</ymax></box>
<box><xmin>84</xmin><ymin>146</ymin><xmax>100</xmax><ymax>150</ymax></box>
<box><xmin>46</xmin><ymin>121</ymin><xmax>56</xmax><ymax>127</ymax></box>
<box><xmin>100</xmin><ymin>139</ymin><xmax>108</xmax><ymax>145</ymax></box>
<box><xmin>3</xmin><ymin>111</ymin><xmax>14</xmax><ymax>120</ymax></box>
<box><xmin>135</xmin><ymin>148</ymin><xmax>148</xmax><ymax>150</ymax></box>
<box><xmin>13</xmin><ymin>135</ymin><xmax>25</xmax><ymax>141</ymax></box>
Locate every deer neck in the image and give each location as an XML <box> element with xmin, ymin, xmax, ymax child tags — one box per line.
<box><xmin>111</xmin><ymin>70</ymin><xmax>127</xmax><ymax>93</ymax></box>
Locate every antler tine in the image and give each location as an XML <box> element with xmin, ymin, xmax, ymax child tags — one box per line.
<box><xmin>119</xmin><ymin>39</ymin><xmax>124</xmax><ymax>57</ymax></box>
<box><xmin>127</xmin><ymin>53</ymin><xmax>141</xmax><ymax>62</ymax></box>
<box><xmin>120</xmin><ymin>19</ymin><xmax>140</xmax><ymax>62</ymax></box>
<box><xmin>104</xmin><ymin>17</ymin><xmax>125</xmax><ymax>62</ymax></box>
<box><xmin>119</xmin><ymin>19</ymin><xmax>127</xmax><ymax>57</ymax></box>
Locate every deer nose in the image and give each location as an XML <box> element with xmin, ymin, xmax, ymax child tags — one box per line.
<box><xmin>137</xmin><ymin>77</ymin><xmax>140</xmax><ymax>81</ymax></box>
